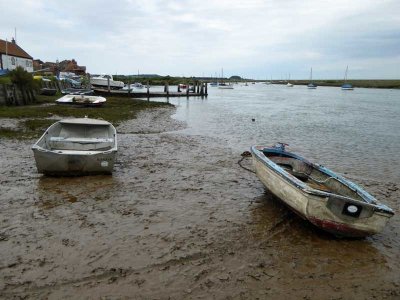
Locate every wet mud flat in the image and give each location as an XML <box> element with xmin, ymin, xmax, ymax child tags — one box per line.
<box><xmin>0</xmin><ymin>107</ymin><xmax>399</xmax><ymax>299</ymax></box>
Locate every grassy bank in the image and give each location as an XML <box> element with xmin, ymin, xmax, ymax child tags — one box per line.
<box><xmin>0</xmin><ymin>94</ymin><xmax>172</xmax><ymax>139</ymax></box>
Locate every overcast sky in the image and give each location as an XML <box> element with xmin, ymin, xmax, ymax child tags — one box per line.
<box><xmin>2</xmin><ymin>0</ymin><xmax>399</xmax><ymax>79</ymax></box>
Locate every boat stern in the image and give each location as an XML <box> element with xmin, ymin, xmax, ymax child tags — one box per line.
<box><xmin>306</xmin><ymin>195</ymin><xmax>394</xmax><ymax>237</ymax></box>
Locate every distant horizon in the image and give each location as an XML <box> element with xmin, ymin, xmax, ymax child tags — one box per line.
<box><xmin>113</xmin><ymin>74</ymin><xmax>400</xmax><ymax>81</ymax></box>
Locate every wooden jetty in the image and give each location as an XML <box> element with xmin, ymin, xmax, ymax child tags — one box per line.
<box><xmin>93</xmin><ymin>81</ymin><xmax>208</xmax><ymax>98</ymax></box>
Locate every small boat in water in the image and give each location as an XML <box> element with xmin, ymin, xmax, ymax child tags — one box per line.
<box><xmin>218</xmin><ymin>82</ymin><xmax>234</xmax><ymax>89</ymax></box>
<box><xmin>56</xmin><ymin>95</ymin><xmax>106</xmax><ymax>107</ymax></box>
<box><xmin>341</xmin><ymin>66</ymin><xmax>354</xmax><ymax>90</ymax></box>
<box><xmin>32</xmin><ymin>118</ymin><xmax>117</xmax><ymax>176</ymax></box>
<box><xmin>307</xmin><ymin>68</ymin><xmax>317</xmax><ymax>89</ymax></box>
<box><xmin>251</xmin><ymin>143</ymin><xmax>394</xmax><ymax>237</ymax></box>
<box><xmin>178</xmin><ymin>84</ymin><xmax>187</xmax><ymax>89</ymax></box>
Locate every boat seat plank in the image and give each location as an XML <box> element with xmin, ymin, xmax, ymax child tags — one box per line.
<box><xmin>48</xmin><ymin>137</ymin><xmax>114</xmax><ymax>151</ymax></box>
<box><xmin>49</xmin><ymin>137</ymin><xmax>113</xmax><ymax>144</ymax></box>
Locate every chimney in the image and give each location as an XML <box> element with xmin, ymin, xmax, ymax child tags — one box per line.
<box><xmin>11</xmin><ymin>37</ymin><xmax>16</xmax><ymax>44</ymax></box>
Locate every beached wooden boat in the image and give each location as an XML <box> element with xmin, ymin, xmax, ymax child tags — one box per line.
<box><xmin>251</xmin><ymin>143</ymin><xmax>394</xmax><ymax>237</ymax></box>
<box><xmin>56</xmin><ymin>95</ymin><xmax>106</xmax><ymax>107</ymax></box>
<box><xmin>32</xmin><ymin>118</ymin><xmax>117</xmax><ymax>176</ymax></box>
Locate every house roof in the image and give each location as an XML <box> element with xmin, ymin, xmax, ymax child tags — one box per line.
<box><xmin>0</xmin><ymin>39</ymin><xmax>32</xmax><ymax>59</ymax></box>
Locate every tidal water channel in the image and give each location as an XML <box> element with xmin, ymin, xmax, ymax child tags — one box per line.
<box><xmin>170</xmin><ymin>83</ymin><xmax>400</xmax><ymax>183</ymax></box>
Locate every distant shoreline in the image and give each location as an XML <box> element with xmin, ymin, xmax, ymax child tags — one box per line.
<box><xmin>266</xmin><ymin>80</ymin><xmax>400</xmax><ymax>89</ymax></box>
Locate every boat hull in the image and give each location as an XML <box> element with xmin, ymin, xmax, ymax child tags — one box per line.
<box><xmin>251</xmin><ymin>146</ymin><xmax>393</xmax><ymax>237</ymax></box>
<box><xmin>90</xmin><ymin>78</ymin><xmax>124</xmax><ymax>89</ymax></box>
<box><xmin>32</xmin><ymin>148</ymin><xmax>117</xmax><ymax>176</ymax></box>
<box><xmin>32</xmin><ymin>118</ymin><xmax>118</xmax><ymax>176</ymax></box>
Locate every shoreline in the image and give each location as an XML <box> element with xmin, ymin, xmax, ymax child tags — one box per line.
<box><xmin>0</xmin><ymin>106</ymin><xmax>399</xmax><ymax>299</ymax></box>
<box><xmin>269</xmin><ymin>79</ymin><xmax>400</xmax><ymax>89</ymax></box>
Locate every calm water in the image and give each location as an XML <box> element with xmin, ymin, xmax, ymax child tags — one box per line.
<box><xmin>158</xmin><ymin>84</ymin><xmax>400</xmax><ymax>182</ymax></box>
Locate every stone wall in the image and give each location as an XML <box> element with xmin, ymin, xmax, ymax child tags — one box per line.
<box><xmin>0</xmin><ymin>84</ymin><xmax>36</xmax><ymax>105</ymax></box>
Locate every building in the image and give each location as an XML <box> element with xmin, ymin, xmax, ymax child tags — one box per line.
<box><xmin>33</xmin><ymin>58</ymin><xmax>86</xmax><ymax>76</ymax></box>
<box><xmin>0</xmin><ymin>38</ymin><xmax>33</xmax><ymax>72</ymax></box>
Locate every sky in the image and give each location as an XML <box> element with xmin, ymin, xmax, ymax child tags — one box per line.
<box><xmin>1</xmin><ymin>0</ymin><xmax>400</xmax><ymax>79</ymax></box>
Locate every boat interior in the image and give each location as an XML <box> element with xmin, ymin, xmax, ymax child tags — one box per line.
<box><xmin>263</xmin><ymin>150</ymin><xmax>364</xmax><ymax>201</ymax></box>
<box><xmin>38</xmin><ymin>123</ymin><xmax>115</xmax><ymax>151</ymax></box>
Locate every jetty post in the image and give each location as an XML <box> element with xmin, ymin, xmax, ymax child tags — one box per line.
<box><xmin>147</xmin><ymin>81</ymin><xmax>150</xmax><ymax>101</ymax></box>
<box><xmin>128</xmin><ymin>80</ymin><xmax>131</xmax><ymax>97</ymax></box>
<box><xmin>107</xmin><ymin>77</ymin><xmax>111</xmax><ymax>94</ymax></box>
<box><xmin>205</xmin><ymin>82</ymin><xmax>208</xmax><ymax>96</ymax></box>
<box><xmin>87</xmin><ymin>73</ymin><xmax>91</xmax><ymax>90</ymax></box>
<box><xmin>200</xmin><ymin>82</ymin><xmax>204</xmax><ymax>96</ymax></box>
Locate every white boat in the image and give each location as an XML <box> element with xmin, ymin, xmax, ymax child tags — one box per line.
<box><xmin>251</xmin><ymin>143</ymin><xmax>394</xmax><ymax>237</ymax></box>
<box><xmin>217</xmin><ymin>68</ymin><xmax>234</xmax><ymax>89</ymax></box>
<box><xmin>90</xmin><ymin>74</ymin><xmax>124</xmax><ymax>89</ymax></box>
<box><xmin>56</xmin><ymin>95</ymin><xmax>106</xmax><ymax>107</ymax></box>
<box><xmin>218</xmin><ymin>84</ymin><xmax>234</xmax><ymax>89</ymax></box>
<box><xmin>32</xmin><ymin>118</ymin><xmax>117</xmax><ymax>176</ymax></box>
<box><xmin>133</xmin><ymin>82</ymin><xmax>144</xmax><ymax>89</ymax></box>
<box><xmin>341</xmin><ymin>66</ymin><xmax>354</xmax><ymax>90</ymax></box>
<box><xmin>287</xmin><ymin>74</ymin><xmax>294</xmax><ymax>87</ymax></box>
<box><xmin>307</xmin><ymin>68</ymin><xmax>317</xmax><ymax>89</ymax></box>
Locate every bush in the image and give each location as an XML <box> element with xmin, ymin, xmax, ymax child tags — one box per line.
<box><xmin>9</xmin><ymin>66</ymin><xmax>36</xmax><ymax>89</ymax></box>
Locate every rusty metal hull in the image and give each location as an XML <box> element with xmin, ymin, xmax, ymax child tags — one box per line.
<box><xmin>251</xmin><ymin>145</ymin><xmax>394</xmax><ymax>237</ymax></box>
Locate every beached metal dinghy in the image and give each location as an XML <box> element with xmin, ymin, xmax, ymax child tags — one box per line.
<box><xmin>251</xmin><ymin>143</ymin><xmax>394</xmax><ymax>237</ymax></box>
<box><xmin>32</xmin><ymin>118</ymin><xmax>117</xmax><ymax>176</ymax></box>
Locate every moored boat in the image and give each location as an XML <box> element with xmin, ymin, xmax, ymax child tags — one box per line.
<box><xmin>61</xmin><ymin>88</ymin><xmax>94</xmax><ymax>95</ymax></box>
<box><xmin>90</xmin><ymin>74</ymin><xmax>124</xmax><ymax>89</ymax></box>
<box><xmin>341</xmin><ymin>66</ymin><xmax>354</xmax><ymax>90</ymax></box>
<box><xmin>178</xmin><ymin>84</ymin><xmax>187</xmax><ymax>89</ymax></box>
<box><xmin>40</xmin><ymin>88</ymin><xmax>57</xmax><ymax>96</ymax></box>
<box><xmin>251</xmin><ymin>143</ymin><xmax>394</xmax><ymax>237</ymax></box>
<box><xmin>32</xmin><ymin>118</ymin><xmax>117</xmax><ymax>176</ymax></box>
<box><xmin>56</xmin><ymin>95</ymin><xmax>106</xmax><ymax>107</ymax></box>
<box><xmin>307</xmin><ymin>68</ymin><xmax>317</xmax><ymax>89</ymax></box>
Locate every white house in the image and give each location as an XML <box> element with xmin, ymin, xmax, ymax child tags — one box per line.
<box><xmin>0</xmin><ymin>38</ymin><xmax>33</xmax><ymax>72</ymax></box>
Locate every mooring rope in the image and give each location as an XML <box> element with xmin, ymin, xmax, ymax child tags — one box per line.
<box><xmin>238</xmin><ymin>151</ymin><xmax>256</xmax><ymax>173</ymax></box>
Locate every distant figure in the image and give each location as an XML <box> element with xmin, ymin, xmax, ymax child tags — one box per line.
<box><xmin>252</xmin><ymin>118</ymin><xmax>255</xmax><ymax>122</ymax></box>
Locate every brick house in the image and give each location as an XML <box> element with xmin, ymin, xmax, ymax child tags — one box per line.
<box><xmin>0</xmin><ymin>38</ymin><xmax>33</xmax><ymax>72</ymax></box>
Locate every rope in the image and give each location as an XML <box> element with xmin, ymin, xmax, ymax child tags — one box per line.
<box><xmin>238</xmin><ymin>151</ymin><xmax>255</xmax><ymax>173</ymax></box>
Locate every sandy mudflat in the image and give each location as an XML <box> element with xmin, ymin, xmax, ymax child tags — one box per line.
<box><xmin>0</xmin><ymin>106</ymin><xmax>399</xmax><ymax>299</ymax></box>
